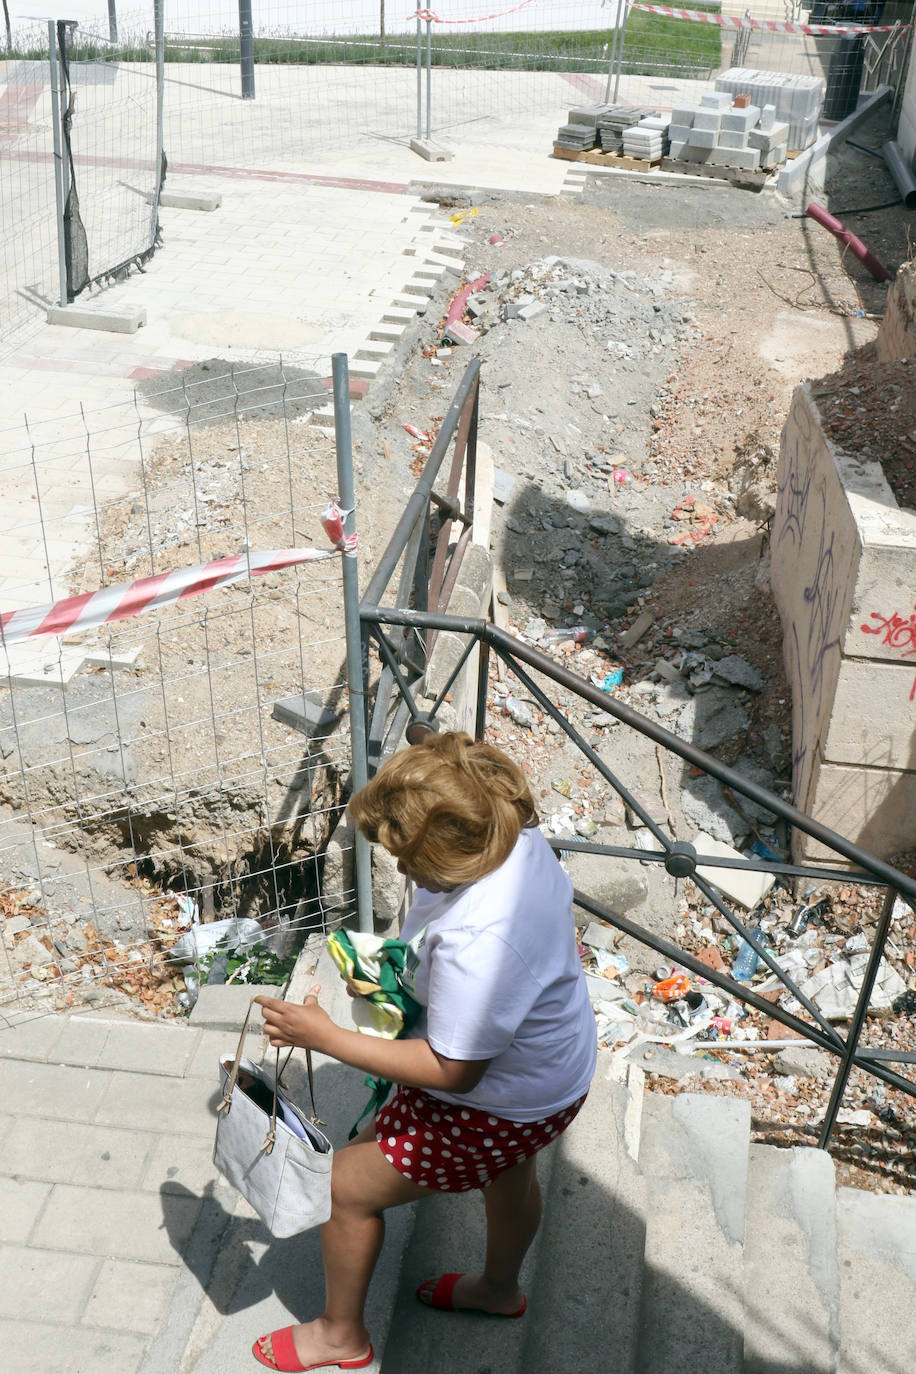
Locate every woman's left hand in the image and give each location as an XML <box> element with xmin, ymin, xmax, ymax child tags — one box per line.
<box><xmin>255</xmin><ymin>986</ymin><xmax>332</xmax><ymax>1051</ymax></box>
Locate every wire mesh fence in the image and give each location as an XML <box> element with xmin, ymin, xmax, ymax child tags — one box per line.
<box><xmin>0</xmin><ymin>19</ymin><xmax>165</xmax><ymax>356</ymax></box>
<box><xmin>0</xmin><ymin>362</ymin><xmax>353</xmax><ymax>1016</ymax></box>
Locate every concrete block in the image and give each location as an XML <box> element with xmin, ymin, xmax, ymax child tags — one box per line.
<box><xmin>0</xmin><ymin>1014</ymin><xmax>65</xmax><ymax>1062</ymax></box>
<box><xmin>667</xmin><ymin>140</ymin><xmax>687</xmax><ymax>159</ymax></box>
<box><xmin>672</xmin><ymin>105</ymin><xmax>698</xmax><ymax>126</ymax></box>
<box><xmin>369</xmin><ymin>321</ymin><xmax>407</xmax><ymax>341</ymax></box>
<box><xmin>700</xmin><ymin>91</ymin><xmax>732</xmax><ymax>110</ymax></box>
<box><xmin>823</xmin><ymin>658</ymin><xmax>916</xmax><ymax>769</ymax></box>
<box><xmin>517</xmin><ymin>301</ymin><xmax>548</xmax><ymax>322</ymax></box>
<box><xmin>764</xmin><ymin>143</ymin><xmax>788</xmax><ymax>167</ymax></box>
<box><xmin>722</xmin><ymin>106</ymin><xmax>760</xmax><ymax>133</ymax></box>
<box><xmin>718</xmin><ymin>129</ymin><xmax>749</xmax><ymax>150</ymax></box>
<box><xmin>356</xmin><ymin>339</ymin><xmax>394</xmax><ymax>358</ymax></box>
<box><xmin>32</xmin><ymin>1183</ymin><xmax>201</xmax><ymax>1264</ymax></box>
<box><xmin>760</xmin><ymin>102</ymin><xmax>777</xmax><ymax>131</ymax></box>
<box><xmin>95</xmin><ymin>1020</ymin><xmax>199</xmax><ymax>1076</ymax></box>
<box><xmin>687</xmin><ymin>128</ymin><xmax>717</xmax><ymax>149</ymax></box>
<box><xmin>708</xmin><ymin>146</ymin><xmax>761</xmax><ymax>170</ymax></box>
<box><xmin>187</xmin><ymin>983</ymin><xmax>277</xmax><ymax>1032</ymax></box>
<box><xmin>667</xmin><ymin>123</ymin><xmax>692</xmax><ymax>143</ymax></box>
<box><xmin>382</xmin><ymin>305</ymin><xmax>421</xmax><ymax>323</ymax></box>
<box><xmin>749</xmin><ymin>121</ymin><xmax>789</xmax><ymax>152</ymax></box>
<box><xmin>693</xmin><ymin>109</ymin><xmax>722</xmax><ymax>133</ymax></box>
<box><xmin>0</xmin><ymin>647</ymin><xmax>86</xmax><ymax>687</ymax></box>
<box><xmin>838</xmin><ymin>1190</ymin><xmax>916</xmax><ymax>1372</ymax></box>
<box><xmin>409</xmin><ymin>138</ymin><xmax>453</xmax><ymax>161</ymax></box>
<box><xmin>156</xmin><ymin>189</ymin><xmax>221</xmax><ymax>212</ymax></box>
<box><xmin>442</xmin><ymin>319</ymin><xmax>479</xmax><ymax>346</ymax></box>
<box><xmin>272</xmin><ymin>690</ymin><xmax>339</xmax><ymax>737</ymax></box>
<box><xmin>877</xmin><ymin>260</ymin><xmax>916</xmax><ymax>362</ymax></box>
<box><xmin>0</xmin><ymin>1244</ymin><xmax>99</xmax><ymax>1323</ymax></box>
<box><xmin>47</xmin><ymin>305</ymin><xmax>146</xmax><ymax>333</ymax></box>
<box><xmin>94</xmin><ymin>1071</ymin><xmax>218</xmax><ymax>1137</ymax></box>
<box><xmin>82</xmin><ymin>643</ymin><xmax>143</xmax><ymax>670</ymax></box>
<box><xmin>795</xmin><ymin>755</ymin><xmax>916</xmax><ymax>863</ymax></box>
<box><xmin>693</xmin><ymin>832</ymin><xmax>775</xmax><ymax>909</ymax></box>
<box><xmin>348</xmin><ymin>357</ymin><xmax>382</xmax><ymax>379</ymax></box>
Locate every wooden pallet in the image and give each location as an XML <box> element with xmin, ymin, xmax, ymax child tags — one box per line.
<box><xmin>552</xmin><ymin>144</ymin><xmax>662</xmax><ymax>172</ymax></box>
<box><xmin>659</xmin><ymin>157</ymin><xmax>771</xmax><ymax>189</ymax></box>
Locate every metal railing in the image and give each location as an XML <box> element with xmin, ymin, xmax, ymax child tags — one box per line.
<box><xmin>358</xmin><ymin>360</ymin><xmax>916</xmax><ymax>1154</ymax></box>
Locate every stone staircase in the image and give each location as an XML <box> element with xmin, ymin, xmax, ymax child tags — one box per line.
<box><xmin>367</xmin><ymin>1064</ymin><xmax>916</xmax><ymax>1374</ymax></box>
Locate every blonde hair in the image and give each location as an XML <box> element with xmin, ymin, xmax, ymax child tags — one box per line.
<box><xmin>348</xmin><ymin>731</ymin><xmax>538</xmax><ymax>888</ymax></box>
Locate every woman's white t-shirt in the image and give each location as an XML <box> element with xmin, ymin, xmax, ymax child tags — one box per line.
<box><xmin>399</xmin><ymin>825</ymin><xmax>597</xmax><ymax>1122</ymax></box>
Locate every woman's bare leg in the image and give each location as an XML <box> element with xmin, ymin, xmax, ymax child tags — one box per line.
<box><xmin>426</xmin><ymin>1155</ymin><xmax>542</xmax><ymax>1314</ymax></box>
<box><xmin>255</xmin><ymin>1132</ymin><xmax>427</xmax><ymax>1367</ymax></box>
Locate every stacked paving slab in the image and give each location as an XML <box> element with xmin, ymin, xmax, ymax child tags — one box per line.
<box><xmin>667</xmin><ymin>89</ymin><xmax>789</xmax><ymax>173</ymax></box>
<box><xmin>554</xmin><ymin>105</ymin><xmax>664</xmax><ymax>160</ymax></box>
<box><xmin>716</xmin><ymin>66</ymin><xmax>824</xmax><ymax>151</ymax></box>
<box><xmin>622</xmin><ymin>114</ymin><xmax>668</xmax><ymax>161</ymax></box>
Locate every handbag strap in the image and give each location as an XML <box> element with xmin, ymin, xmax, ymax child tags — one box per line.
<box><xmin>218</xmin><ymin>998</ymin><xmax>322</xmax><ymax>1143</ymax></box>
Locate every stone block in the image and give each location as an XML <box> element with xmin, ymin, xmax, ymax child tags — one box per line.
<box><xmin>687</xmin><ymin>128</ymin><xmax>717</xmax><ymax>149</ymax></box>
<box><xmin>667</xmin><ymin>123</ymin><xmax>692</xmax><ymax>143</ymax></box>
<box><xmin>700</xmin><ymin>91</ymin><xmax>732</xmax><ymax>110</ymax></box>
<box><xmin>693</xmin><ymin>833</ymin><xmax>775</xmax><ymax>909</ymax></box>
<box><xmin>760</xmin><ymin>103</ymin><xmax>777</xmax><ymax>131</ymax></box>
<box><xmin>47</xmin><ymin>305</ymin><xmax>146</xmax><ymax>333</ymax></box>
<box><xmin>442</xmin><ymin>320</ymin><xmax>479</xmax><ymax>347</ymax></box>
<box><xmin>722</xmin><ymin>106</ymin><xmax>760</xmax><ymax>133</ymax></box>
<box><xmin>693</xmin><ymin>109</ymin><xmax>722</xmax><ymax>133</ymax></box>
<box><xmin>518</xmin><ymin>301</ymin><xmax>548</xmax><ymax>322</ymax></box>
<box><xmin>409</xmin><ymin>138</ymin><xmax>453</xmax><ymax>161</ymax></box>
<box><xmin>672</xmin><ymin>106</ymin><xmax>698</xmax><ymax>126</ymax></box>
<box><xmin>876</xmin><ymin>261</ymin><xmax>916</xmax><ymax>362</ymax></box>
<box><xmin>748</xmin><ymin>122</ymin><xmax>790</xmax><ymax>153</ymax></box>
<box><xmin>187</xmin><ymin>983</ymin><xmax>276</xmax><ymax>1032</ymax></box>
<box><xmin>718</xmin><ymin>129</ymin><xmax>748</xmax><ymax>150</ymax></box>
<box><xmin>795</xmin><ymin>754</ymin><xmax>916</xmax><ymax>863</ymax></box>
<box><xmin>708</xmin><ymin>146</ymin><xmax>761</xmax><ymax>170</ymax></box>
<box><xmin>156</xmin><ymin>189</ymin><xmax>221</xmax><ymax>211</ymax></box>
<box><xmin>823</xmin><ymin>658</ymin><xmax>916</xmax><ymax>771</ymax></box>
<box><xmin>764</xmin><ymin>143</ymin><xmax>788</xmax><ymax>167</ymax></box>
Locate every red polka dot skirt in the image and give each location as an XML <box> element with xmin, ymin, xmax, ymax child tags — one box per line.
<box><xmin>375</xmin><ymin>1086</ymin><xmax>587</xmax><ymax>1192</ymax></box>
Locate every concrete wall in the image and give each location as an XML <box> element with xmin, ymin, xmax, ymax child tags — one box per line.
<box><xmin>876</xmin><ymin>260</ymin><xmax>916</xmax><ymax>363</ymax></box>
<box><xmin>771</xmin><ymin>357</ymin><xmax>916</xmax><ymax>862</ymax></box>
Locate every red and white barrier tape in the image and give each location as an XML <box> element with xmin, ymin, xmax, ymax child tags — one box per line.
<box><xmin>631</xmin><ymin>4</ymin><xmax>907</xmax><ymax>34</ymax></box>
<box><xmin>408</xmin><ymin>0</ymin><xmax>538</xmax><ymax>24</ymax></box>
<box><xmin>1</xmin><ymin>504</ymin><xmax>357</xmax><ymax>647</ymax></box>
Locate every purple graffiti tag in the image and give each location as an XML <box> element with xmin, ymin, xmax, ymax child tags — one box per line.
<box><xmin>860</xmin><ymin>606</ymin><xmax>916</xmax><ymax>658</ymax></box>
<box><xmin>775</xmin><ymin>400</ymin><xmax>814</xmax><ymax>549</ymax></box>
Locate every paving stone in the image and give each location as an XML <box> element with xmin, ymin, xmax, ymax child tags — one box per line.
<box><xmin>94</xmin><ymin>1070</ymin><xmax>219</xmax><ymax>1137</ymax></box>
<box><xmin>0</xmin><ymin>1059</ymin><xmax>111</xmax><ymax>1122</ymax></box>
<box><xmin>186</xmin><ymin>1027</ymin><xmax>238</xmax><ymax>1078</ymax></box>
<box><xmin>45</xmin><ymin>1017</ymin><xmax>112</xmax><ymax>1068</ymax></box>
<box><xmin>0</xmin><ymin>1177</ymin><xmax>53</xmax><ymax>1242</ymax></box>
<box><xmin>32</xmin><ymin>1184</ymin><xmax>201</xmax><ymax>1265</ymax></box>
<box><xmin>141</xmin><ymin>1135</ymin><xmax>226</xmax><ymax>1197</ymax></box>
<box><xmin>0</xmin><ymin>1012</ymin><xmax>65</xmax><ymax>1062</ymax></box>
<box><xmin>0</xmin><ymin>1244</ymin><xmax>99</xmax><ymax>1323</ymax></box>
<box><xmin>0</xmin><ymin>1318</ymin><xmax>146</xmax><ymax>1374</ymax></box>
<box><xmin>84</xmin><ymin>1258</ymin><xmax>178</xmax><ymax>1334</ymax></box>
<box><xmin>94</xmin><ymin>1020</ymin><xmax>199</xmax><ymax>1076</ymax></box>
<box><xmin>2</xmin><ymin>1117</ymin><xmax>155</xmax><ymax>1189</ymax></box>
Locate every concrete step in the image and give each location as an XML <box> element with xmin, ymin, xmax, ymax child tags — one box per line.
<box><xmin>636</xmin><ymin>1091</ymin><xmax>750</xmax><ymax>1374</ymax></box>
<box><xmin>743</xmin><ymin>1143</ymin><xmax>839</xmax><ymax>1374</ymax></box>
<box><xmin>379</xmin><ymin>1159</ymin><xmax>551</xmax><ymax>1374</ymax></box>
<box><xmin>518</xmin><ymin>1063</ymin><xmax>647</xmax><ymax>1374</ymax></box>
<box><xmin>836</xmin><ymin>1186</ymin><xmax>916</xmax><ymax>1374</ymax></box>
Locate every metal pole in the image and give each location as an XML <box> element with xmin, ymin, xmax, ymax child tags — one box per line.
<box><xmin>613</xmin><ymin>0</ymin><xmax>631</xmax><ymax>103</ymax></box>
<box><xmin>107</xmin><ymin>0</ymin><xmax>118</xmax><ymax>43</ymax></box>
<box><xmin>604</xmin><ymin>0</ymin><xmax>622</xmax><ymax>104</ymax></box>
<box><xmin>416</xmin><ymin>16</ymin><xmax>422</xmax><ymax>138</ymax></box>
<box><xmin>331</xmin><ymin>353</ymin><xmax>373</xmax><ymax>935</ymax></box>
<box><xmin>57</xmin><ymin>24</ymin><xmax>70</xmax><ymax>228</ymax></box>
<box><xmin>48</xmin><ymin>22</ymin><xmax>68</xmax><ymax>308</ymax></box>
<box><xmin>153</xmin><ymin>0</ymin><xmax>165</xmax><ymax>216</ymax></box>
<box><xmin>425</xmin><ymin>17</ymin><xmax>432</xmax><ymax>141</ymax></box>
<box><xmin>239</xmin><ymin>0</ymin><xmax>255</xmax><ymax>100</ymax></box>
<box><xmin>818</xmin><ymin>885</ymin><xmax>898</xmax><ymax>1149</ymax></box>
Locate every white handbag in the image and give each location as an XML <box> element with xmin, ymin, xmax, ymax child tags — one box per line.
<box><xmin>213</xmin><ymin>999</ymin><xmax>333</xmax><ymax>1237</ymax></box>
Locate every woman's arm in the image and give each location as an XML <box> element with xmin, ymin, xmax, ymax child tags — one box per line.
<box><xmin>255</xmin><ymin>989</ymin><xmax>490</xmax><ymax>1095</ymax></box>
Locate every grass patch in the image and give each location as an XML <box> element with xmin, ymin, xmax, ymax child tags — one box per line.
<box><xmin>5</xmin><ymin>14</ymin><xmax>721</xmax><ymax>80</ymax></box>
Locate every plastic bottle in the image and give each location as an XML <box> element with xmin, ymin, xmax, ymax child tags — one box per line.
<box><xmin>502</xmin><ymin>696</ymin><xmax>534</xmax><ymax>729</ymax></box>
<box><xmin>732</xmin><ymin>927</ymin><xmax>764</xmax><ymax>982</ymax></box>
<box><xmin>543</xmin><ymin>626</ymin><xmax>596</xmax><ymax>645</ymax></box>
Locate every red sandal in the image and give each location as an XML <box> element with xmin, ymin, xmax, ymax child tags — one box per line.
<box><xmin>416</xmin><ymin>1272</ymin><xmax>527</xmax><ymax>1317</ymax></box>
<box><xmin>251</xmin><ymin>1326</ymin><xmax>374</xmax><ymax>1372</ymax></box>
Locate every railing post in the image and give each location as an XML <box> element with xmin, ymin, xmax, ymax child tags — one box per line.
<box><xmin>604</xmin><ymin>0</ymin><xmax>623</xmax><ymax>104</ymax></box>
<box><xmin>239</xmin><ymin>0</ymin><xmax>255</xmax><ymax>100</ymax></box>
<box><xmin>47</xmin><ymin>22</ymin><xmax>68</xmax><ymax>308</ymax></box>
<box><xmin>425</xmin><ymin>17</ymin><xmax>432</xmax><ymax>141</ymax></box>
<box><xmin>613</xmin><ymin>0</ymin><xmax>631</xmax><ymax>103</ymax></box>
<box><xmin>107</xmin><ymin>0</ymin><xmax>118</xmax><ymax>43</ymax></box>
<box><xmin>416</xmin><ymin>16</ymin><xmax>423</xmax><ymax>138</ymax></box>
<box><xmin>332</xmin><ymin>354</ymin><xmax>374</xmax><ymax>934</ymax></box>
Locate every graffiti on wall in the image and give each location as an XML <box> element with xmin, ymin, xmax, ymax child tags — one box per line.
<box><xmin>861</xmin><ymin>607</ymin><xmax>916</xmax><ymax>657</ymax></box>
<box><xmin>775</xmin><ymin>399</ymin><xmax>843</xmax><ymax>785</ymax></box>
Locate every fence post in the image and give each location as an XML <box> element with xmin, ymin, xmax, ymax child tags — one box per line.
<box><xmin>239</xmin><ymin>0</ymin><xmax>255</xmax><ymax>100</ymax></box>
<box><xmin>613</xmin><ymin>0</ymin><xmax>631</xmax><ymax>103</ymax></box>
<box><xmin>416</xmin><ymin>16</ymin><xmax>423</xmax><ymax>138</ymax></box>
<box><xmin>107</xmin><ymin>0</ymin><xmax>118</xmax><ymax>43</ymax></box>
<box><xmin>331</xmin><ymin>354</ymin><xmax>374</xmax><ymax>935</ymax></box>
<box><xmin>604</xmin><ymin>0</ymin><xmax>623</xmax><ymax>103</ymax></box>
<box><xmin>425</xmin><ymin>16</ymin><xmax>432</xmax><ymax>140</ymax></box>
<box><xmin>47</xmin><ymin>21</ymin><xmax>68</xmax><ymax>308</ymax></box>
<box><xmin>153</xmin><ymin>0</ymin><xmax>164</xmax><ymax>215</ymax></box>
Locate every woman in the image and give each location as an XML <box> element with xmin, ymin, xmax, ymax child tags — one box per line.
<box><xmin>253</xmin><ymin>730</ymin><xmax>597</xmax><ymax>1373</ymax></box>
